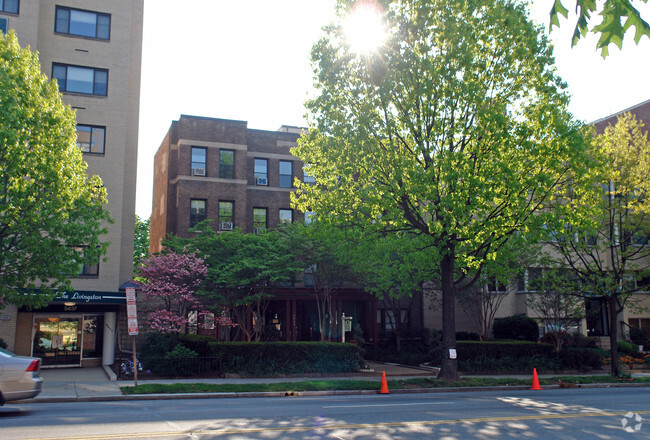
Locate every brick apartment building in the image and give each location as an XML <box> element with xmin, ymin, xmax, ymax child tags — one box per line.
<box><xmin>150</xmin><ymin>115</ymin><xmax>426</xmax><ymax>344</ymax></box>
<box><xmin>0</xmin><ymin>1</ymin><xmax>143</xmax><ymax>367</ymax></box>
<box><xmin>150</xmin><ymin>115</ymin><xmax>309</xmax><ymax>250</ymax></box>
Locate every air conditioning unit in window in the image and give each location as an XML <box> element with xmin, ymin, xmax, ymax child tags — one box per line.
<box><xmin>253</xmin><ymin>227</ymin><xmax>265</xmax><ymax>235</ymax></box>
<box><xmin>256</xmin><ymin>177</ymin><xmax>268</xmax><ymax>186</ymax></box>
<box><xmin>192</xmin><ymin>167</ymin><xmax>206</xmax><ymax>176</ymax></box>
<box><xmin>219</xmin><ymin>222</ymin><xmax>233</xmax><ymax>231</ymax></box>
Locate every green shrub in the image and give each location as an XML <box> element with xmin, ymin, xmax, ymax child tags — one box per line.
<box><xmin>492</xmin><ymin>315</ymin><xmax>539</xmax><ymax>341</ymax></box>
<box><xmin>208</xmin><ymin>341</ymin><xmax>363</xmax><ymax>376</ymax></box>
<box><xmin>559</xmin><ymin>348</ymin><xmax>604</xmax><ymax>372</ymax></box>
<box><xmin>363</xmin><ymin>344</ymin><xmax>431</xmax><ymax>366</ymax></box>
<box><xmin>163</xmin><ymin>344</ymin><xmax>201</xmax><ymax>376</ymax></box>
<box><xmin>176</xmin><ymin>333</ymin><xmax>217</xmax><ymax>356</ymax></box>
<box><xmin>456</xmin><ymin>331</ymin><xmax>480</xmax><ymax>341</ymax></box>
<box><xmin>459</xmin><ymin>355</ymin><xmax>558</xmax><ymax>373</ymax></box>
<box><xmin>450</xmin><ymin>341</ymin><xmax>557</xmax><ymax>373</ymax></box>
<box><xmin>628</xmin><ymin>328</ymin><xmax>646</xmax><ymax>346</ymax></box>
<box><xmin>456</xmin><ymin>341</ymin><xmax>555</xmax><ymax>361</ymax></box>
<box><xmin>617</xmin><ymin>340</ymin><xmax>639</xmax><ymax>354</ymax></box>
<box><xmin>565</xmin><ymin>333</ymin><xmax>597</xmax><ymax>349</ymax></box>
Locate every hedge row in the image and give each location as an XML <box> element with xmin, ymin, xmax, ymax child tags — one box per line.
<box><xmin>143</xmin><ymin>334</ymin><xmax>364</xmax><ymax>376</ymax></box>
<box><xmin>207</xmin><ymin>341</ymin><xmax>363</xmax><ymax>376</ymax></box>
<box><xmin>455</xmin><ymin>340</ymin><xmax>556</xmax><ymax>360</ymax></box>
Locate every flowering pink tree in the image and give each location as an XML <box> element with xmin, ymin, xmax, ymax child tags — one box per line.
<box><xmin>136</xmin><ymin>252</ymin><xmax>208</xmax><ymax>334</ymax></box>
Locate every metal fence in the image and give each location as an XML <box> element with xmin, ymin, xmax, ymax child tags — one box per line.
<box><xmin>115</xmin><ymin>355</ymin><xmax>221</xmax><ymax>380</ymax></box>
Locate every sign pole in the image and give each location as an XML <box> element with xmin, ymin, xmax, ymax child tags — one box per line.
<box><xmin>125</xmin><ymin>287</ymin><xmax>139</xmax><ymax>388</ymax></box>
<box><xmin>132</xmin><ymin>335</ymin><xmax>138</xmax><ymax>387</ymax></box>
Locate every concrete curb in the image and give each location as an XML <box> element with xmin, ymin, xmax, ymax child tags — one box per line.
<box><xmin>18</xmin><ymin>382</ymin><xmax>650</xmax><ymax>404</ymax></box>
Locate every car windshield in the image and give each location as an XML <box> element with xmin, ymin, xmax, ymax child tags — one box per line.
<box><xmin>0</xmin><ymin>347</ymin><xmax>16</xmax><ymax>357</ymax></box>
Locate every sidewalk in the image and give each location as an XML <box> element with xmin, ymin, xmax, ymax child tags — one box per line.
<box><xmin>19</xmin><ymin>363</ymin><xmax>650</xmax><ymax>404</ymax></box>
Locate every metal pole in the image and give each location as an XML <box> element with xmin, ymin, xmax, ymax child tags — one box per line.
<box><xmin>132</xmin><ymin>336</ymin><xmax>137</xmax><ymax>387</ymax></box>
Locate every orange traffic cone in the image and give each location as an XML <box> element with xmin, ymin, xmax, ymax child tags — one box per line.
<box><xmin>380</xmin><ymin>371</ymin><xmax>389</xmax><ymax>394</ymax></box>
<box><xmin>530</xmin><ymin>368</ymin><xmax>542</xmax><ymax>390</ymax></box>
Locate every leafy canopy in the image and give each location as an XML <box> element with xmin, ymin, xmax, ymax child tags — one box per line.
<box><xmin>136</xmin><ymin>252</ymin><xmax>208</xmax><ymax>334</ymax></box>
<box><xmin>0</xmin><ymin>31</ymin><xmax>111</xmax><ymax>307</ymax></box>
<box><xmin>134</xmin><ymin>215</ymin><xmax>150</xmax><ymax>271</ymax></box>
<box><xmin>549</xmin><ymin>0</ymin><xmax>650</xmax><ymax>57</ymax></box>
<box><xmin>293</xmin><ymin>0</ymin><xmax>592</xmax><ymax>279</ymax></box>
<box><xmin>292</xmin><ymin>0</ymin><xmax>594</xmax><ymax>380</ymax></box>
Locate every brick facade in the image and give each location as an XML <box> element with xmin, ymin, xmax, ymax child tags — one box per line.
<box><xmin>150</xmin><ymin>116</ymin><xmax>306</xmax><ymax>252</ymax></box>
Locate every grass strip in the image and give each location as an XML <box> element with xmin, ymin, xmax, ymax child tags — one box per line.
<box><xmin>120</xmin><ymin>375</ymin><xmax>650</xmax><ymax>395</ymax></box>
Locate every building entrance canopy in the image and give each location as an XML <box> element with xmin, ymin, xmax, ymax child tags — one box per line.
<box><xmin>52</xmin><ymin>290</ymin><xmax>127</xmax><ymax>305</ymax></box>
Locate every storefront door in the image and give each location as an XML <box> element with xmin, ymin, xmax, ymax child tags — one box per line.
<box><xmin>33</xmin><ymin>316</ymin><xmax>82</xmax><ymax>366</ymax></box>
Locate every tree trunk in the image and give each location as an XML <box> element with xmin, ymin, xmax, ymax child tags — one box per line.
<box><xmin>608</xmin><ymin>296</ymin><xmax>620</xmax><ymax>377</ymax></box>
<box><xmin>437</xmin><ymin>251</ymin><xmax>459</xmax><ymax>381</ymax></box>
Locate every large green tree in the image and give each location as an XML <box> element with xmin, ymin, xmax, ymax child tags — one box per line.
<box><xmin>348</xmin><ymin>231</ymin><xmax>437</xmax><ymax>352</ymax></box>
<box><xmin>165</xmin><ymin>224</ymin><xmax>300</xmax><ymax>341</ymax></box>
<box><xmin>292</xmin><ymin>0</ymin><xmax>594</xmax><ymax>380</ymax></box>
<box><xmin>133</xmin><ymin>215</ymin><xmax>150</xmax><ymax>272</ymax></box>
<box><xmin>279</xmin><ymin>220</ymin><xmax>359</xmax><ymax>342</ymax></box>
<box><xmin>549</xmin><ymin>0</ymin><xmax>650</xmax><ymax>57</ymax></box>
<box><xmin>0</xmin><ymin>31</ymin><xmax>111</xmax><ymax>308</ymax></box>
<box><xmin>545</xmin><ymin>113</ymin><xmax>650</xmax><ymax>376</ymax></box>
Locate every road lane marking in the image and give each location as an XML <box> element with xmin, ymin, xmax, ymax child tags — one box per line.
<box><xmin>24</xmin><ymin>409</ymin><xmax>650</xmax><ymax>440</ymax></box>
<box><xmin>324</xmin><ymin>402</ymin><xmax>454</xmax><ymax>408</ymax></box>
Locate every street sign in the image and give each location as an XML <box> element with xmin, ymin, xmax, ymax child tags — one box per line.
<box><xmin>126</xmin><ymin>287</ymin><xmax>138</xmax><ymax>335</ymax></box>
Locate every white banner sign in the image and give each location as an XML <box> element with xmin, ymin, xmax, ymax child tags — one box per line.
<box><xmin>126</xmin><ymin>287</ymin><xmax>138</xmax><ymax>335</ymax></box>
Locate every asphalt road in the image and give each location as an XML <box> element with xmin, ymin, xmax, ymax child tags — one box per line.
<box><xmin>1</xmin><ymin>387</ymin><xmax>649</xmax><ymax>439</ymax></box>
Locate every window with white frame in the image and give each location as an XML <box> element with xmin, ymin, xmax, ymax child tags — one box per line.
<box><xmin>486</xmin><ymin>277</ymin><xmax>508</xmax><ymax>293</ymax></box>
<box><xmin>52</xmin><ymin>63</ymin><xmax>108</xmax><ymax>96</ymax></box>
<box><xmin>55</xmin><ymin>6</ymin><xmax>110</xmax><ymax>40</ymax></box>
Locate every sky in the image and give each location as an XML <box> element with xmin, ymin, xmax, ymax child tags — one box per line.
<box><xmin>135</xmin><ymin>0</ymin><xmax>650</xmax><ymax>219</ymax></box>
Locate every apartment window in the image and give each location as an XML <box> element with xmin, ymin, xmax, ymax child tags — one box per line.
<box><xmin>72</xmin><ymin>247</ymin><xmax>99</xmax><ymax>277</ymax></box>
<box><xmin>0</xmin><ymin>0</ymin><xmax>18</xmax><ymax>14</ymax></box>
<box><xmin>219</xmin><ymin>201</ymin><xmax>234</xmax><ymax>225</ymax></box>
<box><xmin>253</xmin><ymin>208</ymin><xmax>267</xmax><ymax>232</ymax></box>
<box><xmin>304</xmin><ymin>265</ymin><xmax>316</xmax><ymax>287</ymax></box>
<box><xmin>219</xmin><ymin>150</ymin><xmax>234</xmax><ymax>179</ymax></box>
<box><xmin>191</xmin><ymin>147</ymin><xmax>206</xmax><ymax>176</ymax></box>
<box><xmin>52</xmin><ymin>63</ymin><xmax>108</xmax><ymax>96</ymax></box>
<box><xmin>55</xmin><ymin>6</ymin><xmax>110</xmax><ymax>40</ymax></box>
<box><xmin>0</xmin><ymin>17</ymin><xmax>7</xmax><ymax>34</ymax></box>
<box><xmin>189</xmin><ymin>199</ymin><xmax>206</xmax><ymax>228</ymax></box>
<box><xmin>254</xmin><ymin>158</ymin><xmax>268</xmax><ymax>185</ymax></box>
<box><xmin>487</xmin><ymin>277</ymin><xmax>507</xmax><ymax>293</ymax></box>
<box><xmin>303</xmin><ymin>165</ymin><xmax>316</xmax><ymax>184</ymax></box>
<box><xmin>279</xmin><ymin>160</ymin><xmax>293</xmax><ymax>188</ymax></box>
<box><xmin>279</xmin><ymin>209</ymin><xmax>293</xmax><ymax>223</ymax></box>
<box><xmin>76</xmin><ymin>125</ymin><xmax>105</xmax><ymax>154</ymax></box>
